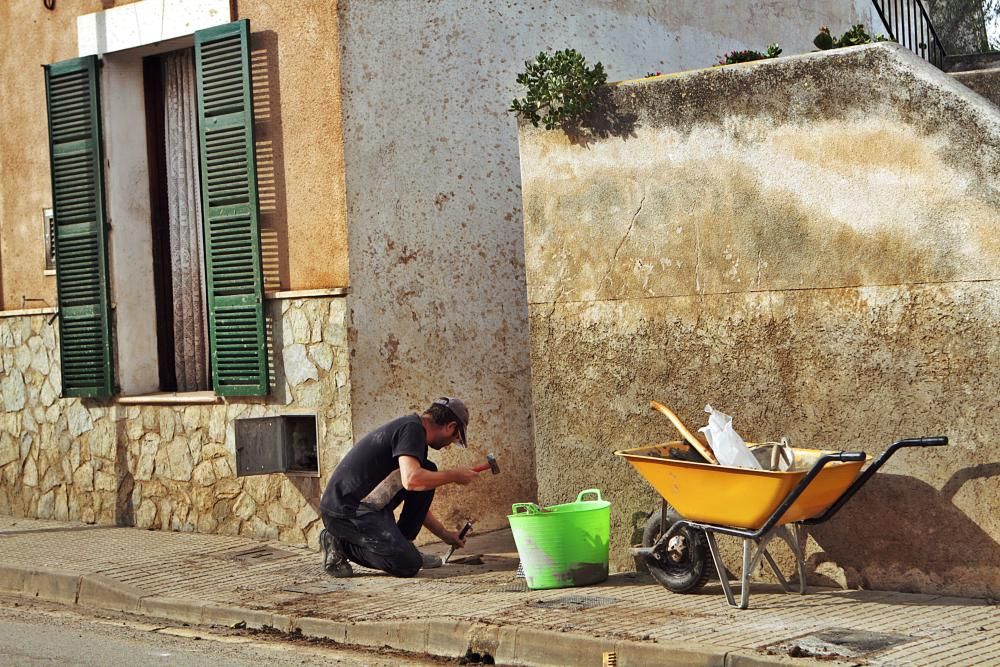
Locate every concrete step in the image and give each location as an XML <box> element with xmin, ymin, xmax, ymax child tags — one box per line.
<box><xmin>944</xmin><ymin>51</ymin><xmax>1000</xmax><ymax>73</ymax></box>
<box><xmin>950</xmin><ymin>69</ymin><xmax>1000</xmax><ymax>107</ymax></box>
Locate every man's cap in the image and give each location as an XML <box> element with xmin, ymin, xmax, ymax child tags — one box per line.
<box><xmin>433</xmin><ymin>396</ymin><xmax>469</xmax><ymax>448</ymax></box>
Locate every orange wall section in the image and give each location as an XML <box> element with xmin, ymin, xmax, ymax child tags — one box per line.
<box><xmin>0</xmin><ymin>1</ymin><xmax>110</xmax><ymax>311</ymax></box>
<box><xmin>0</xmin><ymin>0</ymin><xmax>348</xmax><ymax>310</ymax></box>
<box><xmin>237</xmin><ymin>0</ymin><xmax>350</xmax><ymax>292</ymax></box>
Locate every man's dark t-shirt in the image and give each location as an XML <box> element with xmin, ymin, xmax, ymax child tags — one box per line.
<box><xmin>319</xmin><ymin>414</ymin><xmax>427</xmax><ymax>517</ymax></box>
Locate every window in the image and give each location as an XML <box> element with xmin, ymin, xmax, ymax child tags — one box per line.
<box><xmin>144</xmin><ymin>48</ymin><xmax>211</xmax><ymax>392</ymax></box>
<box><xmin>43</xmin><ymin>20</ymin><xmax>269</xmax><ymax>398</ymax></box>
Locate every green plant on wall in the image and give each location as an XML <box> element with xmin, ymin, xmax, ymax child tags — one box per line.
<box><xmin>716</xmin><ymin>43</ymin><xmax>782</xmax><ymax>66</ymax></box>
<box><xmin>510</xmin><ymin>49</ymin><xmax>607</xmax><ymax>130</ymax></box>
<box><xmin>814</xmin><ymin>24</ymin><xmax>889</xmax><ymax>50</ymax></box>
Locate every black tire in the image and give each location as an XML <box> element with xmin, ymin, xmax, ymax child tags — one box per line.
<box><xmin>641</xmin><ymin>504</ymin><xmax>712</xmax><ymax>593</ymax></box>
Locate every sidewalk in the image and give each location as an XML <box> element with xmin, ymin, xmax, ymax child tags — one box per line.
<box><xmin>0</xmin><ymin>517</ymin><xmax>995</xmax><ymax>666</ymax></box>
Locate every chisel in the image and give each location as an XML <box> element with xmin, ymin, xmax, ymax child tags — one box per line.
<box><xmin>444</xmin><ymin>520</ymin><xmax>473</xmax><ymax>563</ymax></box>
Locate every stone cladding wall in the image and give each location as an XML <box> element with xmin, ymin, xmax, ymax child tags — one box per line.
<box><xmin>0</xmin><ymin>296</ymin><xmax>351</xmax><ymax>547</ymax></box>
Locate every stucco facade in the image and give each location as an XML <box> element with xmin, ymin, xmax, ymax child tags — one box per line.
<box><xmin>518</xmin><ymin>43</ymin><xmax>999</xmax><ymax>597</ymax></box>
<box><xmin>0</xmin><ymin>0</ymin><xmax>348</xmax><ymax>310</ymax></box>
<box><xmin>8</xmin><ymin>0</ymin><xmax>995</xmax><ymax>600</ymax></box>
<box><xmin>337</xmin><ymin>0</ymin><xmax>876</xmax><ymax>534</ymax></box>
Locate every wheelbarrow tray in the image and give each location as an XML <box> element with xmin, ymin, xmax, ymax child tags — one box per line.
<box><xmin>616</xmin><ymin>442</ymin><xmax>865</xmax><ymax>530</ymax></box>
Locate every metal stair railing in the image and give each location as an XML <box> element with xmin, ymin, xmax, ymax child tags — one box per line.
<box><xmin>872</xmin><ymin>0</ymin><xmax>948</xmax><ymax>69</ymax></box>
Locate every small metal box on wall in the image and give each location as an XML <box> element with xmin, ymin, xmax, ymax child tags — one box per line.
<box><xmin>235</xmin><ymin>415</ymin><xmax>319</xmax><ymax>476</ymax></box>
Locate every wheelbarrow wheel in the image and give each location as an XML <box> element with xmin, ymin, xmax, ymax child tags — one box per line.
<box><xmin>642</xmin><ymin>504</ymin><xmax>712</xmax><ymax>593</ymax></box>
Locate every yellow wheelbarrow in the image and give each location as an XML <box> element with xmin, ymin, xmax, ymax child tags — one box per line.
<box><xmin>615</xmin><ymin>402</ymin><xmax>949</xmax><ymax>609</ymax></box>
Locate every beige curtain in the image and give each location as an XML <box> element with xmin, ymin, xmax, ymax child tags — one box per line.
<box><xmin>164</xmin><ymin>49</ymin><xmax>210</xmax><ymax>391</ymax></box>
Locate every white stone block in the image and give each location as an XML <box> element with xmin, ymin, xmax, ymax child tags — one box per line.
<box><xmin>77</xmin><ymin>0</ymin><xmax>232</xmax><ymax>56</ymax></box>
<box><xmin>282</xmin><ymin>344</ymin><xmax>318</xmax><ymax>386</ymax></box>
<box><xmin>67</xmin><ymin>402</ymin><xmax>95</xmax><ymax>437</ymax></box>
<box><xmin>1</xmin><ymin>370</ymin><xmax>26</xmax><ymax>412</ymax></box>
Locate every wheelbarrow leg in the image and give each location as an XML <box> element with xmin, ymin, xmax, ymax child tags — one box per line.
<box><xmin>793</xmin><ymin>524</ymin><xmax>807</xmax><ymax>594</ymax></box>
<box><xmin>759</xmin><ymin>525</ymin><xmax>806</xmax><ymax>595</ymax></box>
<box><xmin>707</xmin><ymin>526</ymin><xmax>806</xmax><ymax>609</ymax></box>
<box><xmin>704</xmin><ymin>531</ymin><xmax>753</xmax><ymax>609</ymax></box>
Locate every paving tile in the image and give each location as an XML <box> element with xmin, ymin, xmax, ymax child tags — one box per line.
<box><xmin>0</xmin><ymin>517</ymin><xmax>996</xmax><ymax>665</ymax></box>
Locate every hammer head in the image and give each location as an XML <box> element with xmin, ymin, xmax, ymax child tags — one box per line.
<box><xmin>485</xmin><ymin>453</ymin><xmax>500</xmax><ymax>475</ymax></box>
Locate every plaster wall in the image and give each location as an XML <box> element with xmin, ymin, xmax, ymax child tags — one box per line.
<box><xmin>236</xmin><ymin>0</ymin><xmax>350</xmax><ymax>292</ymax></box>
<box><xmin>953</xmin><ymin>68</ymin><xmax>1000</xmax><ymax>106</ymax></box>
<box><xmin>0</xmin><ymin>0</ymin><xmax>112</xmax><ymax>311</ymax></box>
<box><xmin>0</xmin><ymin>0</ymin><xmax>348</xmax><ymax>312</ymax></box>
<box><xmin>925</xmin><ymin>0</ymin><xmax>991</xmax><ymax>54</ymax></box>
<box><xmin>338</xmin><ymin>0</ymin><xmax>874</xmax><ymax>535</ymax></box>
<box><xmin>518</xmin><ymin>43</ymin><xmax>999</xmax><ymax>597</ymax></box>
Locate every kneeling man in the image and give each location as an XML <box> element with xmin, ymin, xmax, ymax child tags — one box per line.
<box><xmin>318</xmin><ymin>397</ymin><xmax>479</xmax><ymax>577</ymax></box>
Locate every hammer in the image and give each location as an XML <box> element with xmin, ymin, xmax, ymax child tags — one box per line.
<box><xmin>472</xmin><ymin>453</ymin><xmax>500</xmax><ymax>475</ymax></box>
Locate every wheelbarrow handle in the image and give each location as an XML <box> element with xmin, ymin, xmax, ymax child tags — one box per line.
<box><xmin>895</xmin><ymin>436</ymin><xmax>948</xmax><ymax>448</ymax></box>
<box><xmin>835</xmin><ymin>451</ymin><xmax>866</xmax><ymax>462</ymax></box>
<box><xmin>802</xmin><ymin>435</ymin><xmax>949</xmax><ymax>526</ymax></box>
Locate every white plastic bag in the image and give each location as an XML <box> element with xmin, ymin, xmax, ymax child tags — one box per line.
<box><xmin>698</xmin><ymin>405</ymin><xmax>762</xmax><ymax>469</ymax></box>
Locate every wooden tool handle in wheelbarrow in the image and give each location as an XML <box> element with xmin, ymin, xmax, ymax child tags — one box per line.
<box><xmin>649</xmin><ymin>401</ymin><xmax>719</xmax><ymax>464</ymax></box>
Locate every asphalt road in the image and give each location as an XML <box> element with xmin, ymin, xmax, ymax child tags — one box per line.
<box><xmin>0</xmin><ymin>593</ymin><xmax>453</xmax><ymax>667</ymax></box>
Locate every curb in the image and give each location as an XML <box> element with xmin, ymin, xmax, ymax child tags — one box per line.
<box><xmin>0</xmin><ymin>564</ymin><xmax>805</xmax><ymax>665</ymax></box>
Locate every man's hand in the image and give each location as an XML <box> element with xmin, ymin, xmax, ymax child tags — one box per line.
<box><xmin>444</xmin><ymin>530</ymin><xmax>467</xmax><ymax>549</ymax></box>
<box><xmin>449</xmin><ymin>467</ymin><xmax>478</xmax><ymax>486</ymax></box>
<box><xmin>423</xmin><ymin>511</ymin><xmax>468</xmax><ymax>548</ymax></box>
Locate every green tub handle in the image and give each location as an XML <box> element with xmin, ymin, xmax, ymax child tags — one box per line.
<box><xmin>576</xmin><ymin>489</ymin><xmax>603</xmax><ymax>502</ymax></box>
<box><xmin>512</xmin><ymin>502</ymin><xmax>542</xmax><ymax>515</ymax></box>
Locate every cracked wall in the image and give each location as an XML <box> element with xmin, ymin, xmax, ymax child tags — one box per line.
<box><xmin>337</xmin><ymin>0</ymin><xmax>873</xmax><ymax>539</ymax></box>
<box><xmin>519</xmin><ymin>43</ymin><xmax>999</xmax><ymax>597</ymax></box>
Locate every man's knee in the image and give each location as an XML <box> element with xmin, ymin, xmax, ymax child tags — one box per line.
<box><xmin>385</xmin><ymin>547</ymin><xmax>423</xmax><ymax>578</ymax></box>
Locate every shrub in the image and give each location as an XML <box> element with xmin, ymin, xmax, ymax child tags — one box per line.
<box><xmin>716</xmin><ymin>43</ymin><xmax>782</xmax><ymax>66</ymax></box>
<box><xmin>814</xmin><ymin>24</ymin><xmax>889</xmax><ymax>50</ymax></box>
<box><xmin>509</xmin><ymin>49</ymin><xmax>607</xmax><ymax>130</ymax></box>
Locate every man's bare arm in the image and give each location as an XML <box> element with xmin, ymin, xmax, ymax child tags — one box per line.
<box><xmin>398</xmin><ymin>456</ymin><xmax>477</xmax><ymax>492</ymax></box>
<box><xmin>422</xmin><ymin>509</ymin><xmax>465</xmax><ymax>547</ymax></box>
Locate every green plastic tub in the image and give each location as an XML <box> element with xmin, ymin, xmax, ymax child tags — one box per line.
<box><xmin>507</xmin><ymin>489</ymin><xmax>611</xmax><ymax>590</ymax></box>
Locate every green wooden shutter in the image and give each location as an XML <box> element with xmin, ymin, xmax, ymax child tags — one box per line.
<box><xmin>44</xmin><ymin>56</ymin><xmax>115</xmax><ymax>398</ymax></box>
<box><xmin>194</xmin><ymin>20</ymin><xmax>269</xmax><ymax>396</ymax></box>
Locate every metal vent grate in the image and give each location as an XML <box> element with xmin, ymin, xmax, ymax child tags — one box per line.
<box><xmin>212</xmin><ymin>544</ymin><xmax>298</xmax><ymax>563</ymax></box>
<box><xmin>764</xmin><ymin>628</ymin><xmax>914</xmax><ymax>659</ymax></box>
<box><xmin>530</xmin><ymin>595</ymin><xmax>622</xmax><ymax>610</ymax></box>
<box><xmin>234</xmin><ymin>414</ymin><xmax>318</xmax><ymax>476</ymax></box>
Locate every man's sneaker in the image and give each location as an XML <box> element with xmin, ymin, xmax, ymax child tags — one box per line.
<box><xmin>420</xmin><ymin>552</ymin><xmax>443</xmax><ymax>569</ymax></box>
<box><xmin>320</xmin><ymin>529</ymin><xmax>353</xmax><ymax>578</ymax></box>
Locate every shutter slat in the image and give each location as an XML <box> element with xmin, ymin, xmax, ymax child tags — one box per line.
<box><xmin>195</xmin><ymin>19</ymin><xmax>268</xmax><ymax>397</ymax></box>
<box><xmin>45</xmin><ymin>55</ymin><xmax>115</xmax><ymax>398</ymax></box>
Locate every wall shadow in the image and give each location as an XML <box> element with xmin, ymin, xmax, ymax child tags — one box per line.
<box><xmin>565</xmin><ymin>86</ymin><xmax>639</xmax><ymax>148</ymax></box>
<box><xmin>250</xmin><ymin>29</ymin><xmax>290</xmax><ymax>293</ymax></box>
<box><xmin>806</xmin><ymin>468</ymin><xmax>1000</xmax><ymax>595</ymax></box>
<box><xmin>286</xmin><ymin>475</ymin><xmax>321</xmax><ymax>512</ymax></box>
<box><xmin>114</xmin><ymin>414</ymin><xmax>135</xmax><ymax>527</ymax></box>
<box><xmin>264</xmin><ymin>301</ymin><xmax>287</xmax><ymax>403</ymax></box>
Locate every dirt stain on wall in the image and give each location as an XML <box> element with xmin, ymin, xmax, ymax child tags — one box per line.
<box><xmin>520</xmin><ymin>44</ymin><xmax>1000</xmax><ymax>597</ymax></box>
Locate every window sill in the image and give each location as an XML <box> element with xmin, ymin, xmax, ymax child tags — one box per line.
<box><xmin>116</xmin><ymin>391</ymin><xmax>222</xmax><ymax>405</ymax></box>
<box><xmin>285</xmin><ymin>470</ymin><xmax>321</xmax><ymax>478</ymax></box>
<box><xmin>0</xmin><ymin>307</ymin><xmax>58</xmax><ymax>319</ymax></box>
<box><xmin>264</xmin><ymin>287</ymin><xmax>349</xmax><ymax>300</ymax></box>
